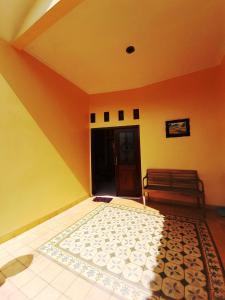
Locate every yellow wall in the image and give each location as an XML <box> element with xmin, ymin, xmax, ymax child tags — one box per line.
<box><xmin>90</xmin><ymin>66</ymin><xmax>224</xmax><ymax>206</ymax></box>
<box><xmin>0</xmin><ymin>40</ymin><xmax>89</xmax><ymax>238</ymax></box>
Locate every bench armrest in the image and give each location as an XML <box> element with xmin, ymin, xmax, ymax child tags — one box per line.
<box><xmin>143</xmin><ymin>175</ymin><xmax>148</xmax><ymax>188</ymax></box>
<box><xmin>198</xmin><ymin>179</ymin><xmax>205</xmax><ymax>193</ymax></box>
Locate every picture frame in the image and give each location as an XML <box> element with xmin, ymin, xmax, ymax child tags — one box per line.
<box><xmin>166</xmin><ymin>118</ymin><xmax>190</xmax><ymax>138</ymax></box>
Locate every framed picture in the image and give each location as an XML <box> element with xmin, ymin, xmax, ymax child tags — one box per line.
<box><xmin>166</xmin><ymin>118</ymin><xmax>190</xmax><ymax>138</ymax></box>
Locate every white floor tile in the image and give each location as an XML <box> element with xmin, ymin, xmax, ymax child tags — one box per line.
<box><xmin>0</xmin><ymin>249</ymin><xmax>11</xmax><ymax>260</ymax></box>
<box><xmin>0</xmin><ymin>293</ymin><xmax>8</xmax><ymax>300</ymax></box>
<box><xmin>0</xmin><ymin>280</ymin><xmax>18</xmax><ymax>297</ymax></box>
<box><xmin>50</xmin><ymin>269</ymin><xmax>78</xmax><ymax>293</ymax></box>
<box><xmin>109</xmin><ymin>295</ymin><xmax>120</xmax><ymax>300</ymax></box>
<box><xmin>58</xmin><ymin>295</ymin><xmax>70</xmax><ymax>300</ymax></box>
<box><xmin>8</xmin><ymin>268</ymin><xmax>35</xmax><ymax>287</ymax></box>
<box><xmin>85</xmin><ymin>286</ymin><xmax>112</xmax><ymax>300</ymax></box>
<box><xmin>38</xmin><ymin>261</ymin><xmax>63</xmax><ymax>283</ymax></box>
<box><xmin>64</xmin><ymin>277</ymin><xmax>92</xmax><ymax>300</ymax></box>
<box><xmin>8</xmin><ymin>246</ymin><xmax>34</xmax><ymax>257</ymax></box>
<box><xmin>29</xmin><ymin>255</ymin><xmax>51</xmax><ymax>274</ymax></box>
<box><xmin>33</xmin><ymin>284</ymin><xmax>62</xmax><ymax>300</ymax></box>
<box><xmin>21</xmin><ymin>276</ymin><xmax>48</xmax><ymax>298</ymax></box>
<box><xmin>29</xmin><ymin>237</ymin><xmax>47</xmax><ymax>249</ymax></box>
<box><xmin>8</xmin><ymin>289</ymin><xmax>29</xmax><ymax>300</ymax></box>
<box><xmin>2</xmin><ymin>238</ymin><xmax>23</xmax><ymax>247</ymax></box>
<box><xmin>0</xmin><ymin>253</ymin><xmax>12</xmax><ymax>267</ymax></box>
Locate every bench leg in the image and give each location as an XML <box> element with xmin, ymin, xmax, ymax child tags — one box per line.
<box><xmin>142</xmin><ymin>191</ymin><xmax>151</xmax><ymax>207</ymax></box>
<box><xmin>142</xmin><ymin>191</ymin><xmax>149</xmax><ymax>207</ymax></box>
<box><xmin>143</xmin><ymin>195</ymin><xmax>146</xmax><ymax>207</ymax></box>
<box><xmin>196</xmin><ymin>195</ymin><xmax>206</xmax><ymax>219</ymax></box>
<box><xmin>201</xmin><ymin>194</ymin><xmax>206</xmax><ymax>218</ymax></box>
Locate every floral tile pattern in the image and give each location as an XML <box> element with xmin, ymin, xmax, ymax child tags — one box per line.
<box><xmin>39</xmin><ymin>204</ymin><xmax>225</xmax><ymax>300</ymax></box>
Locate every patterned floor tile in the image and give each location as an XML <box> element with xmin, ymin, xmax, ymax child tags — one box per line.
<box><xmin>39</xmin><ymin>203</ymin><xmax>225</xmax><ymax>300</ymax></box>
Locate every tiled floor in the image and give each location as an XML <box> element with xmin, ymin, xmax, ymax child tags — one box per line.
<box><xmin>0</xmin><ymin>197</ymin><xmax>154</xmax><ymax>300</ymax></box>
<box><xmin>1</xmin><ymin>197</ymin><xmax>224</xmax><ymax>300</ymax></box>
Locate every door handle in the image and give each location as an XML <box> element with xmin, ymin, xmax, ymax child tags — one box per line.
<box><xmin>115</xmin><ymin>156</ymin><xmax>118</xmax><ymax>165</ymax></box>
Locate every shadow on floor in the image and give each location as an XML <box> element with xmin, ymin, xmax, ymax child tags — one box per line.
<box><xmin>0</xmin><ymin>254</ymin><xmax>33</xmax><ymax>286</ymax></box>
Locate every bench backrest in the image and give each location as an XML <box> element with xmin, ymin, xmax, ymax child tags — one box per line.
<box><xmin>147</xmin><ymin>169</ymin><xmax>199</xmax><ymax>190</ymax></box>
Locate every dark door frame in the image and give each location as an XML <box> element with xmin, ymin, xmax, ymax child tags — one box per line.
<box><xmin>91</xmin><ymin>125</ymin><xmax>142</xmax><ymax>197</ymax></box>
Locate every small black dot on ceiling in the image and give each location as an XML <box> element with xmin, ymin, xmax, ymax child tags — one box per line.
<box><xmin>126</xmin><ymin>45</ymin><xmax>135</xmax><ymax>54</ymax></box>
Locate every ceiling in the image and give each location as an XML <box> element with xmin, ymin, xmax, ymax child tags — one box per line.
<box><xmin>0</xmin><ymin>0</ymin><xmax>36</xmax><ymax>41</ymax></box>
<box><xmin>1</xmin><ymin>0</ymin><xmax>225</xmax><ymax>94</ymax></box>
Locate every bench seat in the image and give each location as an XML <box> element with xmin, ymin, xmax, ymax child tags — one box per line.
<box><xmin>144</xmin><ymin>185</ymin><xmax>204</xmax><ymax>195</ymax></box>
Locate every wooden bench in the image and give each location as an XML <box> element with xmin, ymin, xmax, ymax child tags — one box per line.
<box><xmin>143</xmin><ymin>169</ymin><xmax>205</xmax><ymax>212</ymax></box>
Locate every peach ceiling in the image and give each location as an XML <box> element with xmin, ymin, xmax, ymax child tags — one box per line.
<box><xmin>1</xmin><ymin>0</ymin><xmax>225</xmax><ymax>94</ymax></box>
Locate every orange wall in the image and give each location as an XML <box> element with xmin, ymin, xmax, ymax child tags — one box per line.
<box><xmin>0</xmin><ymin>40</ymin><xmax>90</xmax><ymax>238</ymax></box>
<box><xmin>90</xmin><ymin>66</ymin><xmax>224</xmax><ymax>206</ymax></box>
<box><xmin>219</xmin><ymin>57</ymin><xmax>225</xmax><ymax>193</ymax></box>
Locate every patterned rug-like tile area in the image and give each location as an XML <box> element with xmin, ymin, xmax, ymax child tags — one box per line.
<box><xmin>39</xmin><ymin>204</ymin><xmax>225</xmax><ymax>300</ymax></box>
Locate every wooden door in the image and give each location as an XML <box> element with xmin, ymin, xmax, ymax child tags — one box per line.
<box><xmin>114</xmin><ymin>126</ymin><xmax>141</xmax><ymax>197</ymax></box>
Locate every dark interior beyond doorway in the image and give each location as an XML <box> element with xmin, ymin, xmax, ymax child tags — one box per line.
<box><xmin>91</xmin><ymin>128</ymin><xmax>116</xmax><ymax>195</ymax></box>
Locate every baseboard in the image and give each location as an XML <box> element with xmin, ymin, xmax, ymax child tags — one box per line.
<box><xmin>0</xmin><ymin>194</ymin><xmax>88</xmax><ymax>245</ymax></box>
<box><xmin>205</xmin><ymin>203</ymin><xmax>225</xmax><ymax>210</ymax></box>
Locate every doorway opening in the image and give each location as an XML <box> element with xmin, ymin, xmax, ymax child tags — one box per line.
<box><xmin>91</xmin><ymin>128</ymin><xmax>116</xmax><ymax>195</ymax></box>
<box><xmin>91</xmin><ymin>126</ymin><xmax>142</xmax><ymax>197</ymax></box>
